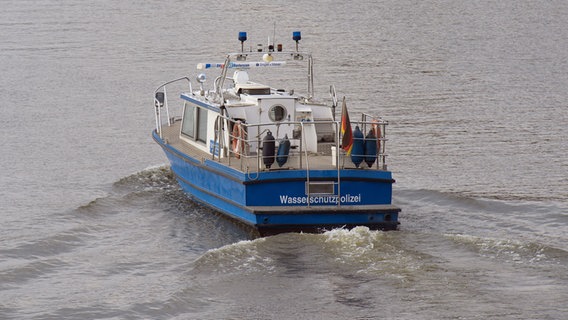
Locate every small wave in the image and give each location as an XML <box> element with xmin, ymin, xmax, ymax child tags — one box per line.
<box><xmin>442</xmin><ymin>188</ymin><xmax>565</xmax><ymax>216</ymax></box>
<box><xmin>113</xmin><ymin>165</ymin><xmax>177</xmax><ymax>192</ymax></box>
<box><xmin>0</xmin><ymin>258</ymin><xmax>67</xmax><ymax>289</ymax></box>
<box><xmin>396</xmin><ymin>188</ymin><xmax>568</xmax><ymax>244</ymax></box>
<box><xmin>192</xmin><ymin>237</ymin><xmax>274</xmax><ymax>275</ymax></box>
<box><xmin>320</xmin><ymin>227</ymin><xmax>433</xmax><ymax>280</ymax></box>
<box><xmin>398</xmin><ymin>188</ymin><xmax>525</xmax><ymax>211</ymax></box>
<box><xmin>323</xmin><ymin>226</ymin><xmax>387</xmax><ymax>258</ymax></box>
<box><xmin>191</xmin><ymin>227</ymin><xmax>434</xmax><ymax>283</ymax></box>
<box><xmin>0</xmin><ymin>227</ymin><xmax>89</xmax><ymax>259</ymax></box>
<box><xmin>77</xmin><ymin>165</ymin><xmax>182</xmax><ymax>215</ymax></box>
<box><xmin>397</xmin><ymin>187</ymin><xmax>568</xmax><ymax>208</ymax></box>
<box><xmin>444</xmin><ymin>233</ymin><xmax>568</xmax><ymax>265</ymax></box>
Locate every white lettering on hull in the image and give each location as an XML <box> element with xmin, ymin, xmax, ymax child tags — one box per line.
<box><xmin>279</xmin><ymin>194</ymin><xmax>362</xmax><ymax>205</ymax></box>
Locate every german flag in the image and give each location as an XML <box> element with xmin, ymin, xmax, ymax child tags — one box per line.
<box><xmin>340</xmin><ymin>97</ymin><xmax>353</xmax><ymax>155</ymax></box>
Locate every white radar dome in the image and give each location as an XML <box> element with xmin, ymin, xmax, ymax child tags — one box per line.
<box><xmin>233</xmin><ymin>70</ymin><xmax>249</xmax><ymax>84</ymax></box>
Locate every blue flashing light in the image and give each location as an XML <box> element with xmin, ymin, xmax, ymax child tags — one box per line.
<box><xmin>292</xmin><ymin>31</ymin><xmax>301</xmax><ymax>41</ymax></box>
<box><xmin>238</xmin><ymin>32</ymin><xmax>247</xmax><ymax>42</ymax></box>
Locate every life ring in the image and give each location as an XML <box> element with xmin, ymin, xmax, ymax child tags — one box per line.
<box><xmin>372</xmin><ymin>119</ymin><xmax>381</xmax><ymax>152</ymax></box>
<box><xmin>232</xmin><ymin>121</ymin><xmax>246</xmax><ymax>159</ymax></box>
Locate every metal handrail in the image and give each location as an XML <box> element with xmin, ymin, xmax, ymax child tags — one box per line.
<box><xmin>153</xmin><ymin>77</ymin><xmax>192</xmax><ymax>138</ymax></box>
<box><xmin>300</xmin><ymin>121</ymin><xmax>311</xmax><ymax>206</ymax></box>
<box><xmin>217</xmin><ymin>114</ymin><xmax>387</xmax><ymax>172</ymax></box>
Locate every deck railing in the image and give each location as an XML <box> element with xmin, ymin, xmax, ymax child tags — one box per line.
<box><xmin>153</xmin><ymin>77</ymin><xmax>192</xmax><ymax>139</ymax></box>
<box><xmin>212</xmin><ymin>113</ymin><xmax>389</xmax><ymax>173</ymax></box>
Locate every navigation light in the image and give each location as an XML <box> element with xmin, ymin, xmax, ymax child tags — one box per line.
<box><xmin>293</xmin><ymin>31</ymin><xmax>301</xmax><ymax>51</ymax></box>
<box><xmin>239</xmin><ymin>32</ymin><xmax>247</xmax><ymax>52</ymax></box>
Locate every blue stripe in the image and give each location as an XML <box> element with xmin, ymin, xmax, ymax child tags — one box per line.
<box><xmin>180</xmin><ymin>94</ymin><xmax>221</xmax><ymax>112</ymax></box>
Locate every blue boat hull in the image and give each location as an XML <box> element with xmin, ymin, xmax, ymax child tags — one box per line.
<box><xmin>154</xmin><ymin>131</ymin><xmax>400</xmax><ymax>236</ymax></box>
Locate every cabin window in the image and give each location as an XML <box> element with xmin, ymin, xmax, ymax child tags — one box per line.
<box><xmin>181</xmin><ymin>103</ymin><xmax>196</xmax><ymax>138</ymax></box>
<box><xmin>268</xmin><ymin>104</ymin><xmax>287</xmax><ymax>122</ymax></box>
<box><xmin>197</xmin><ymin>108</ymin><xmax>207</xmax><ymax>143</ymax></box>
<box><xmin>181</xmin><ymin>103</ymin><xmax>208</xmax><ymax>144</ymax></box>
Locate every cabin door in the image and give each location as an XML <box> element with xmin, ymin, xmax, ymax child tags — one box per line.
<box><xmin>295</xmin><ymin>108</ymin><xmax>318</xmax><ymax>153</ymax></box>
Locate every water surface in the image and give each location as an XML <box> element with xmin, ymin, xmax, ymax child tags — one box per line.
<box><xmin>1</xmin><ymin>0</ymin><xmax>567</xmax><ymax>319</ymax></box>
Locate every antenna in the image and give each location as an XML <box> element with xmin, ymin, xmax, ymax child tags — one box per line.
<box><xmin>272</xmin><ymin>22</ymin><xmax>276</xmax><ymax>49</ymax></box>
<box><xmin>268</xmin><ymin>23</ymin><xmax>276</xmax><ymax>52</ymax></box>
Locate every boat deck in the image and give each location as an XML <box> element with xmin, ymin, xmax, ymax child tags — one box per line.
<box><xmin>158</xmin><ymin>121</ymin><xmax>380</xmax><ymax>173</ymax></box>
